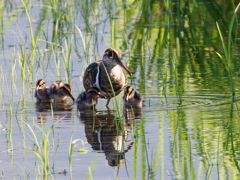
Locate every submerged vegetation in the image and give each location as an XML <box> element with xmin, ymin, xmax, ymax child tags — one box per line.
<box><xmin>0</xmin><ymin>0</ymin><xmax>239</xmax><ymax>179</ymax></box>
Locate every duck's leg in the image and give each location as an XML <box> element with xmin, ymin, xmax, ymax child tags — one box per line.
<box><xmin>106</xmin><ymin>98</ymin><xmax>111</xmax><ymax>107</ymax></box>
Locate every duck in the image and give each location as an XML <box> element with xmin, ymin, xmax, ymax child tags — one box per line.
<box><xmin>76</xmin><ymin>88</ymin><xmax>106</xmax><ymax>110</ymax></box>
<box><xmin>123</xmin><ymin>85</ymin><xmax>143</xmax><ymax>108</ymax></box>
<box><xmin>35</xmin><ymin>79</ymin><xmax>51</xmax><ymax>102</ymax></box>
<box><xmin>49</xmin><ymin>81</ymin><xmax>75</xmax><ymax>103</ymax></box>
<box><xmin>83</xmin><ymin>48</ymin><xmax>132</xmax><ymax>106</ymax></box>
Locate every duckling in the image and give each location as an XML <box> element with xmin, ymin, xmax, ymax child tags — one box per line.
<box><xmin>49</xmin><ymin>81</ymin><xmax>75</xmax><ymax>103</ymax></box>
<box><xmin>123</xmin><ymin>86</ymin><xmax>143</xmax><ymax>108</ymax></box>
<box><xmin>76</xmin><ymin>88</ymin><xmax>106</xmax><ymax>110</ymax></box>
<box><xmin>35</xmin><ymin>79</ymin><xmax>50</xmax><ymax>102</ymax></box>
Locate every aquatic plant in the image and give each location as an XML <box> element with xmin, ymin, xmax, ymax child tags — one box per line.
<box><xmin>215</xmin><ymin>3</ymin><xmax>240</xmax><ymax>102</ymax></box>
<box><xmin>24</xmin><ymin>111</ymin><xmax>64</xmax><ymax>178</ymax></box>
<box><xmin>25</xmin><ymin>121</ymin><xmax>51</xmax><ymax>176</ymax></box>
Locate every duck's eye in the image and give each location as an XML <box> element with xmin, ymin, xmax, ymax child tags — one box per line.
<box><xmin>108</xmin><ymin>51</ymin><xmax>113</xmax><ymax>58</ymax></box>
<box><xmin>40</xmin><ymin>81</ymin><xmax>45</xmax><ymax>86</ymax></box>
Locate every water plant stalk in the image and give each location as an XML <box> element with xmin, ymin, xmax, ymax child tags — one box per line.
<box><xmin>215</xmin><ymin>3</ymin><xmax>240</xmax><ymax>102</ymax></box>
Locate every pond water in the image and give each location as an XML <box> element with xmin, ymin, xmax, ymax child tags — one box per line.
<box><xmin>0</xmin><ymin>0</ymin><xmax>240</xmax><ymax>179</ymax></box>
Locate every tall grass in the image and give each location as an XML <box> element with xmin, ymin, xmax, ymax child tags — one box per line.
<box><xmin>68</xmin><ymin>133</ymin><xmax>74</xmax><ymax>176</ymax></box>
<box><xmin>75</xmin><ymin>25</ymin><xmax>92</xmax><ymax>67</ymax></box>
<box><xmin>0</xmin><ymin>65</ymin><xmax>4</xmax><ymax>102</ymax></box>
<box><xmin>26</xmin><ymin>120</ymin><xmax>51</xmax><ymax>177</ymax></box>
<box><xmin>25</xmin><ymin>116</ymin><xmax>63</xmax><ymax>178</ymax></box>
<box><xmin>22</xmin><ymin>0</ymin><xmax>38</xmax><ymax>78</ymax></box>
<box><xmin>215</xmin><ymin>3</ymin><xmax>240</xmax><ymax>102</ymax></box>
<box><xmin>0</xmin><ymin>1</ymin><xmax>3</xmax><ymax>51</ymax></box>
<box><xmin>7</xmin><ymin>103</ymin><xmax>13</xmax><ymax>152</ymax></box>
<box><xmin>62</xmin><ymin>37</ymin><xmax>73</xmax><ymax>84</ymax></box>
<box><xmin>132</xmin><ymin>116</ymin><xmax>154</xmax><ymax>179</ymax></box>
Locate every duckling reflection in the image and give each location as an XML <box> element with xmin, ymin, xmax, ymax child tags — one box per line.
<box><xmin>35</xmin><ymin>97</ymin><xmax>73</xmax><ymax>123</ymax></box>
<box><xmin>124</xmin><ymin>108</ymin><xmax>142</xmax><ymax>130</ymax></box>
<box><xmin>79</xmin><ymin>110</ymin><xmax>134</xmax><ymax>167</ymax></box>
<box><xmin>123</xmin><ymin>86</ymin><xmax>143</xmax><ymax>108</ymax></box>
<box><xmin>35</xmin><ymin>106</ymin><xmax>73</xmax><ymax>123</ymax></box>
<box><xmin>35</xmin><ymin>97</ymin><xmax>74</xmax><ymax>111</ymax></box>
<box><xmin>49</xmin><ymin>81</ymin><xmax>75</xmax><ymax>103</ymax></box>
<box><xmin>35</xmin><ymin>79</ymin><xmax>51</xmax><ymax>102</ymax></box>
<box><xmin>76</xmin><ymin>88</ymin><xmax>106</xmax><ymax>110</ymax></box>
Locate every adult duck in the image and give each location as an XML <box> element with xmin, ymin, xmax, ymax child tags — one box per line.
<box><xmin>83</xmin><ymin>48</ymin><xmax>132</xmax><ymax>106</ymax></box>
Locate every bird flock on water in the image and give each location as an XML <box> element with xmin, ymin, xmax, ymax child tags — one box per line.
<box><xmin>35</xmin><ymin>48</ymin><xmax>143</xmax><ymax>110</ymax></box>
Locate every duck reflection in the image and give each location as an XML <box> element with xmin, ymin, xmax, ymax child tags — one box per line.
<box><xmin>124</xmin><ymin>108</ymin><xmax>142</xmax><ymax>128</ymax></box>
<box><xmin>79</xmin><ymin>109</ymin><xmax>135</xmax><ymax>167</ymax></box>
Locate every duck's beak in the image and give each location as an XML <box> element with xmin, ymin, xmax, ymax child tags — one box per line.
<box><xmin>116</xmin><ymin>58</ymin><xmax>132</xmax><ymax>77</ymax></box>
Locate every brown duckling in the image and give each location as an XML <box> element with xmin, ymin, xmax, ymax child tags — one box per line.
<box><xmin>35</xmin><ymin>79</ymin><xmax>50</xmax><ymax>102</ymax></box>
<box><xmin>49</xmin><ymin>81</ymin><xmax>75</xmax><ymax>103</ymax></box>
<box><xmin>76</xmin><ymin>88</ymin><xmax>106</xmax><ymax>110</ymax></box>
<box><xmin>123</xmin><ymin>86</ymin><xmax>143</xmax><ymax>108</ymax></box>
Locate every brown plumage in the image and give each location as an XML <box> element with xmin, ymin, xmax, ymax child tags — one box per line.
<box><xmin>76</xmin><ymin>88</ymin><xmax>106</xmax><ymax>110</ymax></box>
<box><xmin>35</xmin><ymin>79</ymin><xmax>51</xmax><ymax>102</ymax></box>
<box><xmin>123</xmin><ymin>86</ymin><xmax>143</xmax><ymax>108</ymax></box>
<box><xmin>49</xmin><ymin>81</ymin><xmax>75</xmax><ymax>103</ymax></box>
<box><xmin>83</xmin><ymin>48</ymin><xmax>132</xmax><ymax>106</ymax></box>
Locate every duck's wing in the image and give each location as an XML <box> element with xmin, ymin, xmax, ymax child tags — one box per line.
<box><xmin>83</xmin><ymin>61</ymin><xmax>101</xmax><ymax>90</ymax></box>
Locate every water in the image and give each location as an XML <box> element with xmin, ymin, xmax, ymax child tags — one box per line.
<box><xmin>0</xmin><ymin>0</ymin><xmax>240</xmax><ymax>179</ymax></box>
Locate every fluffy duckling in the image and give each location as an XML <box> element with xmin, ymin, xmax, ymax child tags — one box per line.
<box><xmin>123</xmin><ymin>86</ymin><xmax>143</xmax><ymax>108</ymax></box>
<box><xmin>76</xmin><ymin>88</ymin><xmax>106</xmax><ymax>110</ymax></box>
<box><xmin>35</xmin><ymin>79</ymin><xmax>50</xmax><ymax>102</ymax></box>
<box><xmin>49</xmin><ymin>81</ymin><xmax>75</xmax><ymax>103</ymax></box>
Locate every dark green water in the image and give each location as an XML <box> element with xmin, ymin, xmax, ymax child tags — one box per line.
<box><xmin>0</xmin><ymin>0</ymin><xmax>240</xmax><ymax>179</ymax></box>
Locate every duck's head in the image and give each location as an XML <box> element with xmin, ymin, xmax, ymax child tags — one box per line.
<box><xmin>124</xmin><ymin>85</ymin><xmax>134</xmax><ymax>102</ymax></box>
<box><xmin>36</xmin><ymin>79</ymin><xmax>46</xmax><ymax>88</ymax></box>
<box><xmin>103</xmin><ymin>48</ymin><xmax>132</xmax><ymax>76</ymax></box>
<box><xmin>54</xmin><ymin>81</ymin><xmax>64</xmax><ymax>87</ymax></box>
<box><xmin>86</xmin><ymin>88</ymin><xmax>106</xmax><ymax>99</ymax></box>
